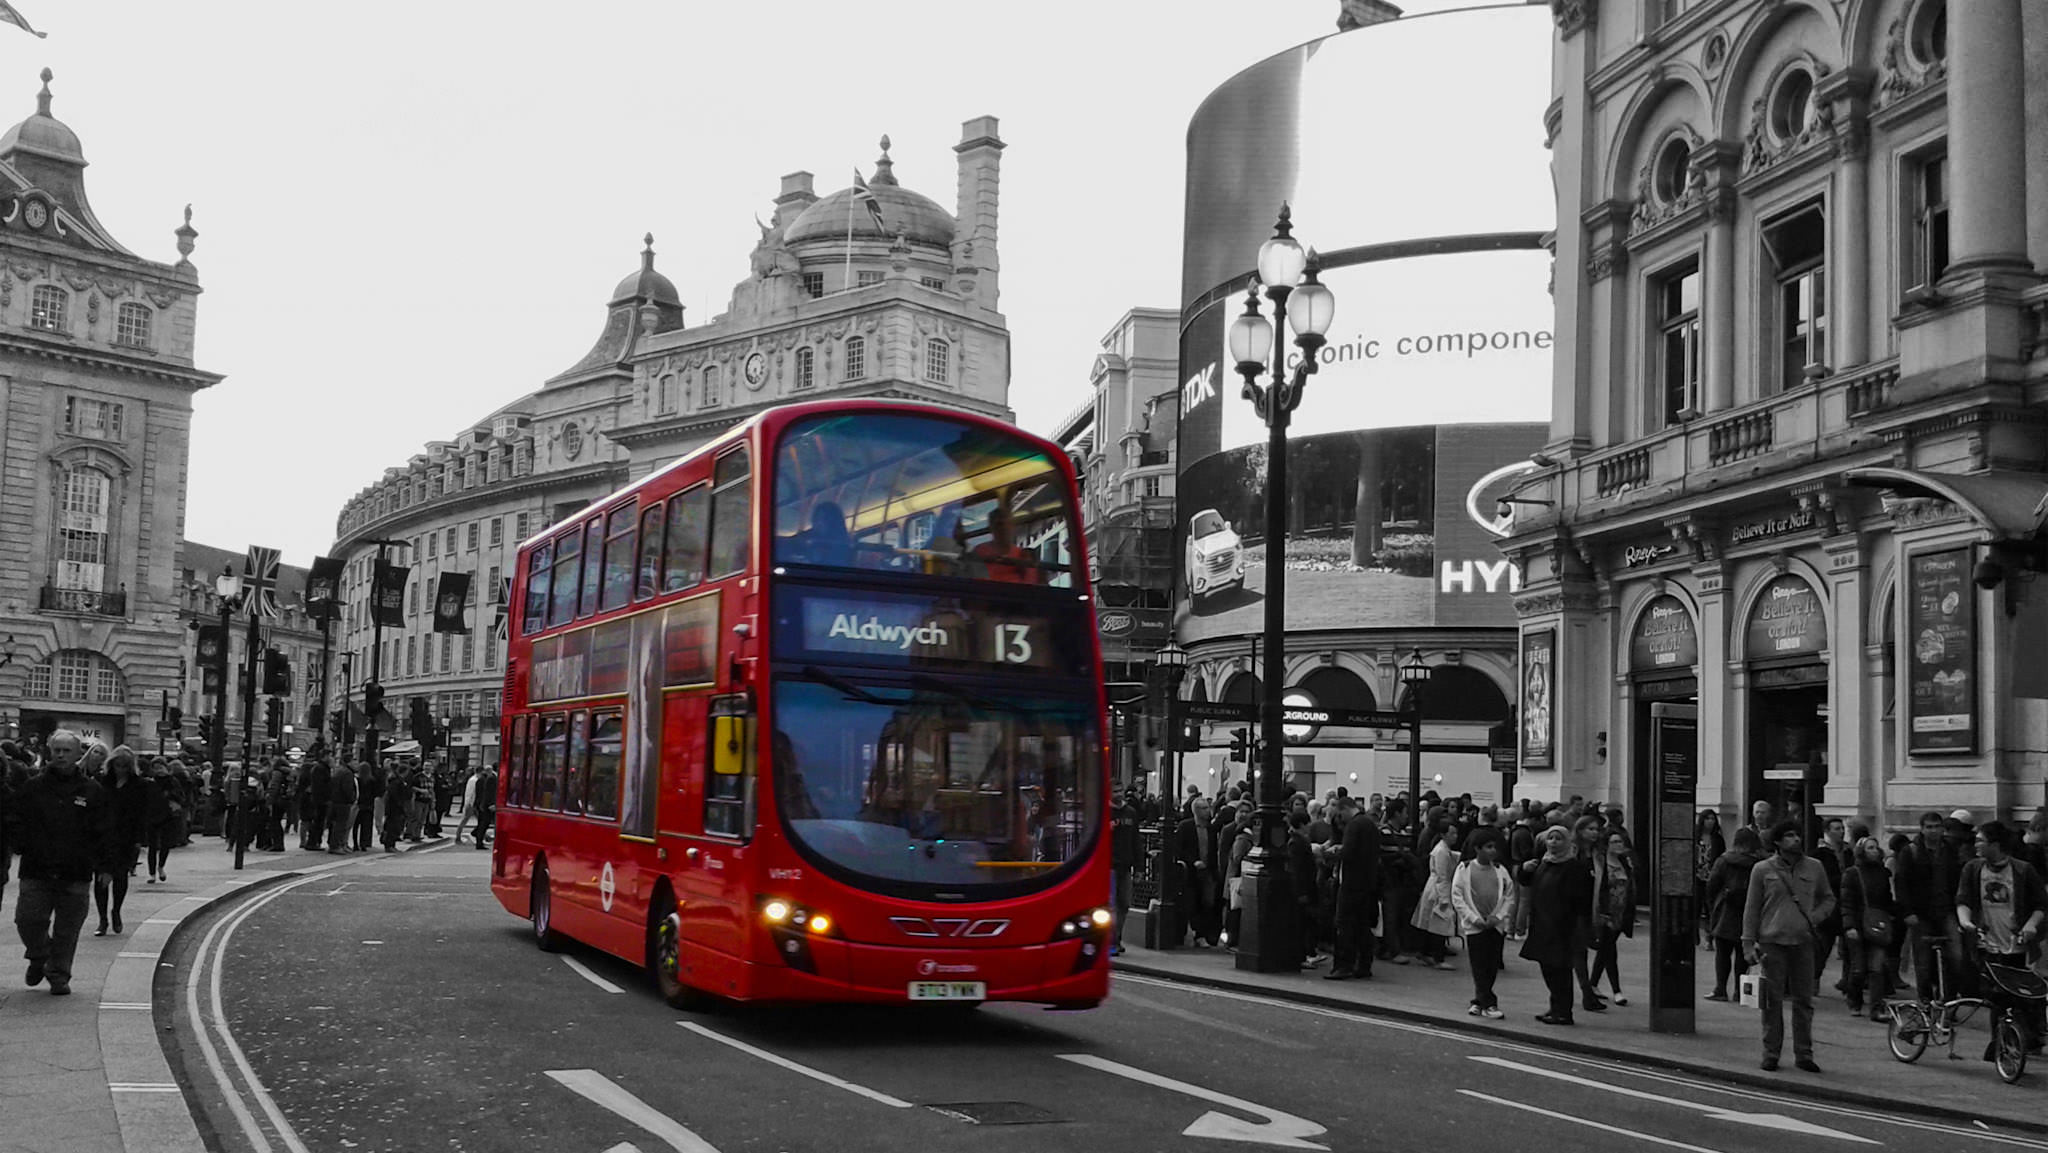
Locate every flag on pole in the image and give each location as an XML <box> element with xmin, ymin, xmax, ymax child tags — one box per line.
<box><xmin>852</xmin><ymin>170</ymin><xmax>887</xmax><ymax>231</ymax></box>
<box><xmin>432</xmin><ymin>572</ymin><xmax>472</xmax><ymax>634</ymax></box>
<box><xmin>494</xmin><ymin>578</ymin><xmax>512</xmax><ymax>639</ymax></box>
<box><xmin>242</xmin><ymin>545</ymin><xmax>282</xmax><ymax>619</ymax></box>
<box><xmin>0</xmin><ymin>3</ymin><xmax>46</xmax><ymax>37</ymax></box>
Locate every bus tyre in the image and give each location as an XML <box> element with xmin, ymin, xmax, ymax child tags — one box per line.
<box><xmin>650</xmin><ymin>904</ymin><xmax>704</xmax><ymax>1010</ymax></box>
<box><xmin>531</xmin><ymin>863</ymin><xmax>564</xmax><ymax>953</ymax></box>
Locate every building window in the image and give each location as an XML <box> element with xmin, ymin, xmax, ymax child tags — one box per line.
<box><xmin>484</xmin><ymin>636</ymin><xmax>498</xmax><ymax>669</ymax></box>
<box><xmin>56</xmin><ymin>466</ymin><xmax>110</xmax><ymax>594</ymax></box>
<box><xmin>489</xmin><ymin>518</ymin><xmax>502</xmax><ymax>546</ymax></box>
<box><xmin>515</xmin><ymin>512</ymin><xmax>531</xmax><ymax>540</ymax></box>
<box><xmin>487</xmin><ymin>565</ymin><xmax>501</xmax><ymax>601</ymax></box>
<box><xmin>924</xmin><ymin>339</ymin><xmax>949</xmax><ymax>385</ymax></box>
<box><xmin>56</xmin><ymin>652</ymin><xmax>90</xmax><ymax>700</ymax></box>
<box><xmin>94</xmin><ymin>658</ymin><xmax>120</xmax><ymax>704</ymax></box>
<box><xmin>462</xmin><ymin>632</ymin><xmax>475</xmax><ymax>670</ymax></box>
<box><xmin>794</xmin><ymin>345</ymin><xmax>814</xmax><ymax>390</ymax></box>
<box><xmin>1762</xmin><ymin>202</ymin><xmax>1827</xmax><ymax>392</ymax></box>
<box><xmin>64</xmin><ymin>396</ymin><xmax>123</xmax><ymax>440</ymax></box>
<box><xmin>1909</xmin><ymin>0</ymin><xmax>1946</xmax><ymax>67</ymax></box>
<box><xmin>467</xmin><ymin>522</ymin><xmax>480</xmax><ymax>551</ymax></box>
<box><xmin>422</xmin><ymin>634</ymin><xmax>433</xmax><ymax>674</ymax></box>
<box><xmin>427</xmin><ymin>534</ymin><xmax>437</xmax><ymax>559</ymax></box>
<box><xmin>1653</xmin><ymin>135</ymin><xmax>1692</xmax><ymax>205</ymax></box>
<box><xmin>406</xmin><ymin>637</ymin><xmax>417</xmax><ymax>676</ymax></box>
<box><xmin>1905</xmin><ymin>149</ymin><xmax>1949</xmax><ymax>296</ymax></box>
<box><xmin>1143</xmin><ymin>476</ymin><xmax>1161</xmax><ymax>499</ymax></box>
<box><xmin>114</xmin><ymin>302</ymin><xmax>152</xmax><ymax>348</ymax></box>
<box><xmin>442</xmin><ymin>634</ymin><xmax>453</xmax><ymax>670</ymax></box>
<box><xmin>920</xmin><ymin>276</ymin><xmax>947</xmax><ymax>292</ymax></box>
<box><xmin>27</xmin><ymin>661</ymin><xmax>49</xmax><ymax>698</ymax></box>
<box><xmin>1655</xmin><ymin>260</ymin><xmax>1702</xmax><ymax>425</ymax></box>
<box><xmin>30</xmin><ymin>284</ymin><xmax>67</xmax><ymax>332</ymax></box>
<box><xmin>407</xmin><ymin>581</ymin><xmax>417</xmax><ymax>616</ymax></box>
<box><xmin>1769</xmin><ymin>68</ymin><xmax>1816</xmax><ymax>144</ymax></box>
<box><xmin>844</xmin><ymin>336</ymin><xmax>865</xmax><ymax>381</ymax></box>
<box><xmin>703</xmin><ymin>365</ymin><xmax>722</xmax><ymax>408</ymax></box>
<box><xmin>801</xmin><ymin>272</ymin><xmax>824</xmax><ymax>298</ymax></box>
<box><xmin>856</xmin><ymin>270</ymin><xmax>883</xmax><ymax>288</ymax></box>
<box><xmin>446</xmin><ymin>527</ymin><xmax>458</xmax><ymax>552</ymax></box>
<box><xmin>657</xmin><ymin>372</ymin><xmax>679</xmax><ymax>415</ymax></box>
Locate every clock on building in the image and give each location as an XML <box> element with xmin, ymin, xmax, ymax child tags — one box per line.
<box><xmin>744</xmin><ymin>351</ymin><xmax>767</xmax><ymax>389</ymax></box>
<box><xmin>22</xmin><ymin>197</ymin><xmax>48</xmax><ymax>230</ymax></box>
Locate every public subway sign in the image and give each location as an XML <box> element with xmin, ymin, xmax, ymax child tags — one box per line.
<box><xmin>1629</xmin><ymin>594</ymin><xmax>1698</xmax><ymax>673</ymax></box>
<box><xmin>1743</xmin><ymin>575</ymin><xmax>1827</xmax><ymax>659</ymax></box>
<box><xmin>1907</xmin><ymin>546</ymin><xmax>1977</xmax><ymax>754</ymax></box>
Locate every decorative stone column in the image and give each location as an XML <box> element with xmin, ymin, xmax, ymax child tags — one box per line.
<box><xmin>1820</xmin><ymin>72</ymin><xmax>1872</xmax><ymax>369</ymax></box>
<box><xmin>1945</xmin><ymin>0</ymin><xmax>2031</xmax><ymax>275</ymax></box>
<box><xmin>1692</xmin><ymin>143</ymin><xmax>1741</xmax><ymax>413</ymax></box>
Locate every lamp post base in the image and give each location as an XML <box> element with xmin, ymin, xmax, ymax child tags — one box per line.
<box><xmin>1233</xmin><ymin>846</ymin><xmax>1298</xmax><ymax>973</ymax></box>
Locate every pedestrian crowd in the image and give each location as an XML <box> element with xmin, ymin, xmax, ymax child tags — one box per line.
<box><xmin>1116</xmin><ymin>784</ymin><xmax>2048</xmax><ymax>1074</ymax></box>
<box><xmin>1</xmin><ymin>729</ymin><xmax>497</xmax><ymax>999</ymax></box>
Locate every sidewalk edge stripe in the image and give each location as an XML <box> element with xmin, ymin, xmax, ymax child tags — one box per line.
<box><xmin>1111</xmin><ymin>959</ymin><xmax>2048</xmax><ymax>1138</ymax></box>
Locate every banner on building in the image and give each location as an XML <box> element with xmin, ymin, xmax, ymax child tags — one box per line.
<box><xmin>1521</xmin><ymin>628</ymin><xmax>1554</xmax><ymax>769</ymax></box>
<box><xmin>1907</xmin><ymin>546</ymin><xmax>1977</xmax><ymax>754</ymax></box>
<box><xmin>433</xmin><ymin>572</ymin><xmax>472</xmax><ymax>634</ymax></box>
<box><xmin>371</xmin><ymin>560</ymin><xmax>409</xmax><ymax>628</ymax></box>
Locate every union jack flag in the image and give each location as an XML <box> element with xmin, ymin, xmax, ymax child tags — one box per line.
<box><xmin>852</xmin><ymin>170</ymin><xmax>888</xmax><ymax>231</ymax></box>
<box><xmin>493</xmin><ymin>577</ymin><xmax>512</xmax><ymax>639</ymax></box>
<box><xmin>243</xmin><ymin>545</ymin><xmax>282</xmax><ymax>619</ymax></box>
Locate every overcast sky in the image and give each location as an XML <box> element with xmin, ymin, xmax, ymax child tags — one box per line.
<box><xmin>15</xmin><ymin>0</ymin><xmax>1503</xmax><ymax>566</ymax></box>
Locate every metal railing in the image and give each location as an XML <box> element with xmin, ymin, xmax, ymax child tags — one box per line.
<box><xmin>40</xmin><ymin>585</ymin><xmax>126</xmax><ymax>616</ymax></box>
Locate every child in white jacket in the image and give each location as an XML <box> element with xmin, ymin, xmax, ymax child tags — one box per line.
<box><xmin>1452</xmin><ymin>829</ymin><xmax>1519</xmax><ymax>1019</ymax></box>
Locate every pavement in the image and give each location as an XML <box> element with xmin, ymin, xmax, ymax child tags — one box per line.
<box><xmin>0</xmin><ymin>820</ymin><xmax>461</xmax><ymax>1153</ymax></box>
<box><xmin>1112</xmin><ymin>906</ymin><xmax>2047</xmax><ymax>1135</ymax></box>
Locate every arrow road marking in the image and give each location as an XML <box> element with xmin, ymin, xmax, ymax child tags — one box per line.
<box><xmin>1469</xmin><ymin>1056</ymin><xmax>1880</xmax><ymax>1144</ymax></box>
<box><xmin>1057</xmin><ymin>1053</ymin><xmax>1328</xmax><ymax>1149</ymax></box>
<box><xmin>546</xmin><ymin>1069</ymin><xmax>721</xmax><ymax>1153</ymax></box>
<box><xmin>1460</xmin><ymin>1090</ymin><xmax>1732</xmax><ymax>1153</ymax></box>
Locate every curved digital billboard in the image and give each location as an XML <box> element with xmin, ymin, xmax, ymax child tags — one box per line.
<box><xmin>1177</xmin><ymin>5</ymin><xmax>1554</xmax><ymax>641</ymax></box>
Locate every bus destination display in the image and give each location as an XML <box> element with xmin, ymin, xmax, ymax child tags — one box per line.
<box><xmin>777</xmin><ymin>587</ymin><xmax>1078</xmax><ymax>674</ymax></box>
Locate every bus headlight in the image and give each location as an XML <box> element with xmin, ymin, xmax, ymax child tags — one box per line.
<box><xmin>1053</xmin><ymin>908</ymin><xmax>1113</xmax><ymax>941</ymax></box>
<box><xmin>762</xmin><ymin>899</ymin><xmax>792</xmax><ymax>923</ymax></box>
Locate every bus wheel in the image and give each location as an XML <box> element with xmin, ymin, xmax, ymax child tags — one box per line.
<box><xmin>650</xmin><ymin>903</ymin><xmax>705</xmax><ymax>1010</ymax></box>
<box><xmin>531</xmin><ymin>862</ymin><xmax>564</xmax><ymax>953</ymax></box>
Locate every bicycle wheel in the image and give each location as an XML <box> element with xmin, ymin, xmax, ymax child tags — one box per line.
<box><xmin>1995</xmin><ymin>1015</ymin><xmax>2027</xmax><ymax>1083</ymax></box>
<box><xmin>1887</xmin><ymin>1002</ymin><xmax>1929</xmax><ymax>1063</ymax></box>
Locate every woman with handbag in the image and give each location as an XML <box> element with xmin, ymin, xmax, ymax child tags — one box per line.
<box><xmin>1839</xmin><ymin>835</ymin><xmax>1900</xmax><ymax>1020</ymax></box>
<box><xmin>1704</xmin><ymin>827</ymin><xmax>1765</xmax><ymax>1001</ymax></box>
<box><xmin>1695</xmin><ymin>809</ymin><xmax>1726</xmax><ymax>947</ymax></box>
<box><xmin>1410</xmin><ymin>821</ymin><xmax>1462</xmax><ymax>970</ymax></box>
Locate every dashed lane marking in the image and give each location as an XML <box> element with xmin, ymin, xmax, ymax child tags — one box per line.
<box><xmin>563</xmin><ymin>956</ymin><xmax>626</xmax><ymax>994</ymax></box>
<box><xmin>109</xmin><ymin>1083</ymin><xmax>182</xmax><ymax>1093</ymax></box>
<box><xmin>676</xmin><ymin>1021</ymin><xmax>914</xmax><ymax>1108</ymax></box>
<box><xmin>1461</xmin><ymin>1089</ymin><xmax>1730</xmax><ymax>1153</ymax></box>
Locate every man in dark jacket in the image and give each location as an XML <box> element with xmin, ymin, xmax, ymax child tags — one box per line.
<box><xmin>1325</xmin><ymin>794</ymin><xmax>1380</xmax><ymax>980</ymax></box>
<box><xmin>1109</xmin><ymin>788</ymin><xmax>1141</xmax><ymax>955</ymax></box>
<box><xmin>471</xmin><ymin>764</ymin><xmax>498</xmax><ymax>850</ymax></box>
<box><xmin>1900</xmin><ymin>810</ymin><xmax>1968</xmax><ymax>999</ymax></box>
<box><xmin>6</xmin><ymin>730</ymin><xmax>110</xmax><ymax>995</ymax></box>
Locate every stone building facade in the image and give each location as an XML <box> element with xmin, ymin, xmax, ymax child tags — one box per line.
<box><xmin>329</xmin><ymin>119</ymin><xmax>1012</xmax><ymax>768</ymax></box>
<box><xmin>1504</xmin><ymin>0</ymin><xmax>2048</xmax><ymax>837</ymax></box>
<box><xmin>0</xmin><ymin>70</ymin><xmax>221</xmax><ymax>750</ymax></box>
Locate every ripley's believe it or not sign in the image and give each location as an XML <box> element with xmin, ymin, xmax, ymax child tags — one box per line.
<box><xmin>1630</xmin><ymin>595</ymin><xmax>1698</xmax><ymax>674</ymax></box>
<box><xmin>1744</xmin><ymin>575</ymin><xmax>1827</xmax><ymax>660</ymax></box>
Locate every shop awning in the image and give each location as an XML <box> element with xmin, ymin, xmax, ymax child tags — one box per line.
<box><xmin>1842</xmin><ymin>467</ymin><xmax>2048</xmax><ymax>542</ymax></box>
<box><xmin>382</xmin><ymin>738</ymin><xmax>421</xmax><ymax>756</ymax></box>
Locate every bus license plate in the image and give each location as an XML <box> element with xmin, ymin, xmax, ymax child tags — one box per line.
<box><xmin>908</xmin><ymin>981</ymin><xmax>986</xmax><ymax>1002</ymax></box>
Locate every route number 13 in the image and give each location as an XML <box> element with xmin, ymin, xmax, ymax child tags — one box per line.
<box><xmin>992</xmin><ymin>624</ymin><xmax>1034</xmax><ymax>664</ymax></box>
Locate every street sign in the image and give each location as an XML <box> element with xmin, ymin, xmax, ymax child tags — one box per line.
<box><xmin>1181</xmin><ymin>700</ymin><xmax>1257</xmax><ymax>723</ymax></box>
<box><xmin>1490</xmin><ymin>747</ymin><xmax>1517</xmax><ymax>771</ymax></box>
<box><xmin>1179</xmin><ymin>700</ymin><xmax>1407</xmax><ymax>729</ymax></box>
<box><xmin>155</xmin><ymin>720</ymin><xmax>176</xmax><ymax>737</ymax></box>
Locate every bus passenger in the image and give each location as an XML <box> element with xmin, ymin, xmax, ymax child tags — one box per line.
<box><xmin>972</xmin><ymin>503</ymin><xmax>1038</xmax><ymax>584</ymax></box>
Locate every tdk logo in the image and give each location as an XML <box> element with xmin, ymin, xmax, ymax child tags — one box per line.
<box><xmin>1182</xmin><ymin>361</ymin><xmax>1218</xmax><ymax>412</ymax></box>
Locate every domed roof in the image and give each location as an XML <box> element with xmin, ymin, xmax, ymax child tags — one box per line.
<box><xmin>783</xmin><ymin>137</ymin><xmax>955</xmax><ymax>248</ymax></box>
<box><xmin>611</xmin><ymin>233</ymin><xmax>681</xmax><ymax>305</ymax></box>
<box><xmin>0</xmin><ymin>69</ymin><xmax>83</xmax><ymax>164</ymax></box>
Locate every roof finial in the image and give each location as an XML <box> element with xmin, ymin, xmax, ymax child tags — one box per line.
<box><xmin>642</xmin><ymin>232</ymin><xmax>655</xmax><ymax>271</ymax></box>
<box><xmin>35</xmin><ymin>68</ymin><xmax>51</xmax><ymax>117</ymax></box>
<box><xmin>871</xmin><ymin>133</ymin><xmax>897</xmax><ymax>187</ymax></box>
<box><xmin>175</xmin><ymin>203</ymin><xmax>197</xmax><ymax>262</ymax></box>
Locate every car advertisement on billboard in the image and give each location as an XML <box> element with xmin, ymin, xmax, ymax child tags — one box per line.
<box><xmin>1175</xmin><ymin>5</ymin><xmax>1553</xmax><ymax>642</ymax></box>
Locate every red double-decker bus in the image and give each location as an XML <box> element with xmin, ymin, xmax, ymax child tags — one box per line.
<box><xmin>489</xmin><ymin>399</ymin><xmax>1112</xmax><ymax>1009</ymax></box>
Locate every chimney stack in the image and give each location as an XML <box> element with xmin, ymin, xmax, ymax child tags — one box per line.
<box><xmin>774</xmin><ymin>171</ymin><xmax>816</xmax><ymax>229</ymax></box>
<box><xmin>953</xmin><ymin>116</ymin><xmax>1004</xmax><ymax>310</ymax></box>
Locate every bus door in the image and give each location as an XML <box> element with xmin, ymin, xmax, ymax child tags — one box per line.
<box><xmin>676</xmin><ymin>692</ymin><xmax>755</xmax><ymax>965</ymax></box>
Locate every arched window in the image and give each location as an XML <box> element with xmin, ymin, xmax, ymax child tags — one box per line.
<box><xmin>27</xmin><ymin>649</ymin><xmax>124</xmax><ymax>704</ymax></box>
<box><xmin>1396</xmin><ymin>666</ymin><xmax>1510</xmax><ymax>722</ymax></box>
<box><xmin>794</xmin><ymin>346</ymin><xmax>815</xmax><ymax>390</ymax></box>
<box><xmin>55</xmin><ymin>466</ymin><xmax>111</xmax><ymax>603</ymax></box>
<box><xmin>657</xmin><ymin>372</ymin><xmax>679</xmax><ymax>415</ymax></box>
<box><xmin>1222</xmin><ymin>672</ymin><xmax>1261</xmax><ymax>705</ymax></box>
<box><xmin>114</xmin><ymin>301</ymin><xmax>152</xmax><ymax>348</ymax></box>
<box><xmin>703</xmin><ymin>364</ymin><xmax>722</xmax><ymax>408</ymax></box>
<box><xmin>924</xmin><ymin>338</ymin><xmax>949</xmax><ymax>385</ymax></box>
<box><xmin>30</xmin><ymin>284</ymin><xmax>67</xmax><ymax>332</ymax></box>
<box><xmin>844</xmin><ymin>336</ymin><xmax>866</xmax><ymax>381</ymax></box>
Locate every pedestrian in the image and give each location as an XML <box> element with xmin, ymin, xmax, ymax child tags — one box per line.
<box><xmin>327</xmin><ymin>760</ymin><xmax>360</xmax><ymax>854</ymax></box>
<box><xmin>1223</xmin><ymin>799</ymin><xmax>1254</xmax><ymax>949</ymax></box>
<box><xmin>1286</xmin><ymin>800</ymin><xmax>1322</xmax><ymax>968</ymax></box>
<box><xmin>1742</xmin><ymin>819</ymin><xmax>1834</xmax><ymax>1073</ymax></box>
<box><xmin>1410</xmin><ymin>820</ymin><xmax>1460</xmax><ymax>970</ymax></box>
<box><xmin>1956</xmin><ymin>820</ymin><xmax>2048</xmax><ymax>1059</ymax></box>
<box><xmin>301</xmin><ymin>756</ymin><xmax>330</xmax><ymax>850</ymax></box>
<box><xmin>1378</xmin><ymin>801</ymin><xmax>1421</xmax><ymax>965</ymax></box>
<box><xmin>1109</xmin><ymin>787</ymin><xmax>1141</xmax><ymax>955</ymax></box>
<box><xmin>94</xmin><ymin>746</ymin><xmax>147</xmax><ymax>937</ymax></box>
<box><xmin>1520</xmin><ymin>825</ymin><xmax>1590</xmax><ymax>1026</ymax></box>
<box><xmin>1453</xmin><ymin>827</ymin><xmax>1515</xmax><ymax>1019</ymax></box>
<box><xmin>1899</xmin><ymin>810</ymin><xmax>1968</xmax><ymax>1000</ymax></box>
<box><xmin>1839</xmin><ymin>835</ymin><xmax>1899</xmax><ymax>1020</ymax></box>
<box><xmin>1323</xmin><ymin>794</ymin><xmax>1379</xmax><ymax>981</ymax></box>
<box><xmin>1587</xmin><ymin>825</ymin><xmax>1636</xmax><ymax>1005</ymax></box>
<box><xmin>143</xmin><ymin>757</ymin><xmax>182</xmax><ymax>884</ymax></box>
<box><xmin>471</xmin><ymin>762</ymin><xmax>498</xmax><ymax>850</ymax></box>
<box><xmin>1813</xmin><ymin>815</ymin><xmax>1848</xmax><ymax>986</ymax></box>
<box><xmin>1695</xmin><ymin>809</ymin><xmax>1726</xmax><ymax>947</ymax></box>
<box><xmin>1569</xmin><ymin>815</ymin><xmax>1608</xmax><ymax>1012</ymax></box>
<box><xmin>382</xmin><ymin>766</ymin><xmax>409</xmax><ymax>852</ymax></box>
<box><xmin>453</xmin><ymin>769</ymin><xmax>480</xmax><ymax>845</ymax></box>
<box><xmin>1508</xmin><ymin>804</ymin><xmax>1539</xmax><ymax>938</ymax></box>
<box><xmin>5</xmin><ymin>730</ymin><xmax>110</xmax><ymax>995</ymax></box>
<box><xmin>1177</xmin><ymin>797</ymin><xmax>1221</xmax><ymax>947</ymax></box>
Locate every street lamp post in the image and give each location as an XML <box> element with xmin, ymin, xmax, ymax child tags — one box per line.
<box><xmin>1227</xmin><ymin>204</ymin><xmax>1336</xmax><ymax>973</ymax></box>
<box><xmin>1401</xmin><ymin>648</ymin><xmax>1430</xmax><ymax>830</ymax></box>
<box><xmin>1149</xmin><ymin>639</ymin><xmax>1189</xmax><ymax>950</ymax></box>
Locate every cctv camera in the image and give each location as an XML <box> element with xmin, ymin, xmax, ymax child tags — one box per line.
<box><xmin>1975</xmin><ymin>559</ymin><xmax>2005</xmax><ymax>590</ymax></box>
<box><xmin>1497</xmin><ymin>498</ymin><xmax>1514</xmax><ymax>519</ymax></box>
<box><xmin>1530</xmin><ymin>451</ymin><xmax>1559</xmax><ymax>468</ymax></box>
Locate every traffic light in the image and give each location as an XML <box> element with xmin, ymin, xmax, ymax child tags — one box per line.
<box><xmin>1228</xmin><ymin>727</ymin><xmax>1250</xmax><ymax>762</ymax></box>
<box><xmin>305</xmin><ymin>703</ymin><xmax>325</xmax><ymax>731</ymax></box>
<box><xmin>1180</xmin><ymin>722</ymin><xmax>1201</xmax><ymax>752</ymax></box>
<box><xmin>329</xmin><ymin>708</ymin><xmax>347</xmax><ymax>742</ymax></box>
<box><xmin>197</xmin><ymin>716</ymin><xmax>213</xmax><ymax>744</ymax></box>
<box><xmin>168</xmin><ymin>705</ymin><xmax>183</xmax><ymax>733</ymax></box>
<box><xmin>410</xmin><ymin>697</ymin><xmax>435</xmax><ymax>746</ymax></box>
<box><xmin>362</xmin><ymin>683</ymin><xmax>384</xmax><ymax>719</ymax></box>
<box><xmin>265</xmin><ymin>698</ymin><xmax>282</xmax><ymax>739</ymax></box>
<box><xmin>263</xmin><ymin>649</ymin><xmax>291</xmax><ymax>695</ymax></box>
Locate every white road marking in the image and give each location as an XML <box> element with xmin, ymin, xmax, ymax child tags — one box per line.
<box><xmin>1114</xmin><ymin>973</ymin><xmax>2047</xmax><ymax>1148</ymax></box>
<box><xmin>1471</xmin><ymin>1056</ymin><xmax>1880</xmax><ymax>1144</ymax></box>
<box><xmin>99</xmin><ymin>1002</ymin><xmax>152</xmax><ymax>1011</ymax></box>
<box><xmin>1109</xmin><ymin>989</ymin><xmax>1313</xmax><ymax>1051</ymax></box>
<box><xmin>563</xmin><ymin>956</ymin><xmax>626</xmax><ymax>994</ymax></box>
<box><xmin>1462</xmin><ymin>1089</ymin><xmax>1734</xmax><ymax>1153</ymax></box>
<box><xmin>361</xmin><ymin>940</ymin><xmax>384</xmax><ymax>945</ymax></box>
<box><xmin>1058</xmin><ymin>1053</ymin><xmax>1327</xmax><ymax>1149</ymax></box>
<box><xmin>676</xmin><ymin>1021</ymin><xmax>913</xmax><ymax>1108</ymax></box>
<box><xmin>117</xmin><ymin>950</ymin><xmax>161</xmax><ymax>959</ymax></box>
<box><xmin>545</xmin><ymin>1069</ymin><xmax>721</xmax><ymax>1152</ymax></box>
<box><xmin>603</xmin><ymin>1145</ymin><xmax>645</xmax><ymax>1153</ymax></box>
<box><xmin>109</xmin><ymin>1083</ymin><xmax>181</xmax><ymax>1092</ymax></box>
